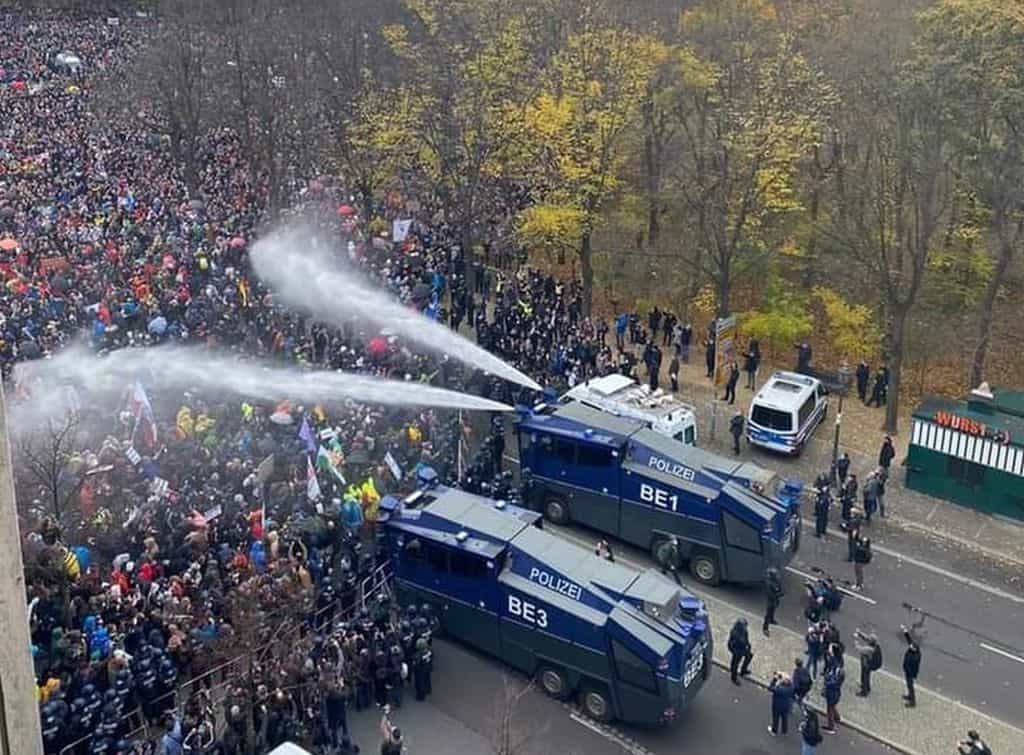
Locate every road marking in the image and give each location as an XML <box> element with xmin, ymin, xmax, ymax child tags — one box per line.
<box><xmin>503</xmin><ymin>454</ymin><xmax>520</xmax><ymax>465</ymax></box>
<box><xmin>785</xmin><ymin>565</ymin><xmax>877</xmax><ymax>605</ymax></box>
<box><xmin>926</xmin><ymin>503</ymin><xmax>938</xmax><ymax>522</ymax></box>
<box><xmin>568</xmin><ymin>712</ymin><xmax>650</xmax><ymax>755</ymax></box>
<box><xmin>980</xmin><ymin>643</ymin><xmax>1024</xmax><ymax>666</ymax></box>
<box><xmin>869</xmin><ymin>541</ymin><xmax>1024</xmax><ymax>606</ymax></box>
<box><xmin>552</xmin><ymin>523</ymin><xmax>1024</xmax><ymax>741</ymax></box>
<box><xmin>799</xmin><ymin>521</ymin><xmax>1024</xmax><ymax>605</ymax></box>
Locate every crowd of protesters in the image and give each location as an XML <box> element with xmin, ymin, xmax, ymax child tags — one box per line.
<box><xmin>1</xmin><ymin>9</ymin><xmax>674</xmax><ymax>754</ymax></box>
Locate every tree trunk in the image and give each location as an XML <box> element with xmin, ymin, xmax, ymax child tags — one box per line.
<box><xmin>969</xmin><ymin>239</ymin><xmax>1015</xmax><ymax>388</ymax></box>
<box><xmin>580</xmin><ymin>232</ymin><xmax>594</xmax><ymax>318</ymax></box>
<box><xmin>643</xmin><ymin>125</ymin><xmax>661</xmax><ymax>250</ymax></box>
<box><xmin>715</xmin><ymin>265</ymin><xmax>731</xmax><ymax>318</ymax></box>
<box><xmin>885</xmin><ymin>304</ymin><xmax>908</xmax><ymax>434</ymax></box>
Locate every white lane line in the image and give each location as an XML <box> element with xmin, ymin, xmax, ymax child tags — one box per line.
<box><xmin>980</xmin><ymin>643</ymin><xmax>1024</xmax><ymax>666</ymax></box>
<box><xmin>785</xmin><ymin>565</ymin><xmax>877</xmax><ymax>605</ymax></box>
<box><xmin>799</xmin><ymin>521</ymin><xmax>1024</xmax><ymax>605</ymax></box>
<box><xmin>554</xmin><ymin>525</ymin><xmax>1024</xmax><ymax>738</ymax></box>
<box><xmin>503</xmin><ymin>454</ymin><xmax>520</xmax><ymax>465</ymax></box>
<box><xmin>568</xmin><ymin>712</ymin><xmax>650</xmax><ymax>755</ymax></box>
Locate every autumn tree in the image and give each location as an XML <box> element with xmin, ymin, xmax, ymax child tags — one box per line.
<box><xmin>517</xmin><ymin>25</ymin><xmax>663</xmax><ymax>315</ymax></box>
<box><xmin>824</xmin><ymin>41</ymin><xmax>952</xmax><ymax>433</ymax></box>
<box><xmin>670</xmin><ymin>0</ymin><xmax>834</xmax><ymax>316</ymax></box>
<box><xmin>384</xmin><ymin>0</ymin><xmax>540</xmax><ymax>272</ymax></box>
<box><xmin>916</xmin><ymin>0</ymin><xmax>1024</xmax><ymax>388</ymax></box>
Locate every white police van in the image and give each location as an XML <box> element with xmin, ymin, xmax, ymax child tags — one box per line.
<box><xmin>746</xmin><ymin>371</ymin><xmax>828</xmax><ymax>456</ymax></box>
<box><xmin>562</xmin><ymin>374</ymin><xmax>698</xmax><ymax>446</ymax></box>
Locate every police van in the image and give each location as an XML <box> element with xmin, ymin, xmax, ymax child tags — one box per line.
<box><xmin>517</xmin><ymin>401</ymin><xmax>802</xmax><ymax>586</ymax></box>
<box><xmin>746</xmin><ymin>371</ymin><xmax>829</xmax><ymax>456</ymax></box>
<box><xmin>562</xmin><ymin>374</ymin><xmax>698</xmax><ymax>446</ymax></box>
<box><xmin>379</xmin><ymin>485</ymin><xmax>712</xmax><ymax>726</ymax></box>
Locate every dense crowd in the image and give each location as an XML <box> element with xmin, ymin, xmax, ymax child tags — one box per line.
<box><xmin>1</xmin><ymin>11</ymin><xmax>664</xmax><ymax>755</ymax></box>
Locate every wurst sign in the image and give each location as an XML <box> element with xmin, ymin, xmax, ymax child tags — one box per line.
<box><xmin>934</xmin><ymin>410</ymin><xmax>1011</xmax><ymax>445</ymax></box>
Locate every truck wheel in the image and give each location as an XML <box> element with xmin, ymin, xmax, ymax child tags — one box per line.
<box><xmin>689</xmin><ymin>552</ymin><xmax>721</xmax><ymax>586</ymax></box>
<box><xmin>538</xmin><ymin>666</ymin><xmax>570</xmax><ymax>700</ymax></box>
<box><xmin>544</xmin><ymin>497</ymin><xmax>569</xmax><ymax>525</ymax></box>
<box><xmin>580</xmin><ymin>687</ymin><xmax>612</xmax><ymax>723</ymax></box>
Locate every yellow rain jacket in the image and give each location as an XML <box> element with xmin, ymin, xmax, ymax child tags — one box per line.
<box><xmin>176</xmin><ymin>407</ymin><xmax>194</xmax><ymax>439</ymax></box>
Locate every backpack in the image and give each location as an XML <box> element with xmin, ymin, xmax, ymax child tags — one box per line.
<box><xmin>864</xmin><ymin>546</ymin><xmax>873</xmax><ymax>564</ymax></box>
<box><xmin>869</xmin><ymin>645</ymin><xmax>883</xmax><ymax>671</ymax></box>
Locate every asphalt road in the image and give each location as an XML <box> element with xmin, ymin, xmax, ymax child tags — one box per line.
<box><xmin>787</xmin><ymin>523</ymin><xmax>1024</xmax><ymax>726</ymax></box>
<box><xmin>347</xmin><ymin>638</ymin><xmax>895</xmax><ymax>755</ymax></box>
<box><xmin>493</xmin><ymin>432</ymin><xmax>1024</xmax><ymax>730</ymax></box>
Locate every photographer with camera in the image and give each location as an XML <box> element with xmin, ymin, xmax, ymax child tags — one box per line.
<box><xmin>853</xmin><ymin>629</ymin><xmax>882</xmax><ymax>697</ymax></box>
<box><xmin>380</xmin><ymin>705</ymin><xmax>405</xmax><ymax>754</ymax></box>
<box><xmin>767</xmin><ymin>671</ymin><xmax>795</xmax><ymax>736</ymax></box>
<box><xmin>957</xmin><ymin>730</ymin><xmax>992</xmax><ymax>755</ymax></box>
<box><xmin>901</xmin><ymin>621</ymin><xmax>923</xmax><ymax>708</ymax></box>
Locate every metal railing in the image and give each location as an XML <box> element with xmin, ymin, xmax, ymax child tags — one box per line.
<box><xmin>57</xmin><ymin>560</ymin><xmax>397</xmax><ymax>755</ymax></box>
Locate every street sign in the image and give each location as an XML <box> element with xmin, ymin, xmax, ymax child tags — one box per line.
<box><xmin>713</xmin><ymin>315</ymin><xmax>738</xmax><ymax>385</ymax></box>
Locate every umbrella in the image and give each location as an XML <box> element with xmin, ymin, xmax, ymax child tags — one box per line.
<box><xmin>309</xmin><ymin>180</ymin><xmax>324</xmax><ymax>193</ymax></box>
<box><xmin>0</xmin><ymin>238</ymin><xmax>18</xmax><ymax>251</ymax></box>
<box><xmin>147</xmin><ymin>316</ymin><xmax>168</xmax><ymax>336</ymax></box>
<box><xmin>368</xmin><ymin>337</ymin><xmax>388</xmax><ymax>358</ymax></box>
<box><xmin>66</xmin><ymin>85</ymin><xmax>81</xmax><ymax>95</ymax></box>
<box><xmin>0</xmin><ymin>206</ymin><xmax>14</xmax><ymax>219</ymax></box>
<box><xmin>188</xmin><ymin>199</ymin><xmax>205</xmax><ymax>210</ymax></box>
<box><xmin>11</xmin><ymin>81</ymin><xmax>26</xmax><ymax>91</ymax></box>
<box><xmin>337</xmin><ymin>204</ymin><xmax>356</xmax><ymax>217</ymax></box>
<box><xmin>229</xmin><ymin>236</ymin><xmax>246</xmax><ymax>249</ymax></box>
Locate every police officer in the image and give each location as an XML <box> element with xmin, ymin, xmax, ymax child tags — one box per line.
<box><xmin>728</xmin><ymin>618</ymin><xmax>753</xmax><ymax>685</ymax></box>
<box><xmin>763</xmin><ymin>567</ymin><xmax>784</xmax><ymax>637</ymax></box>
<box><xmin>413</xmin><ymin>636</ymin><xmax>433</xmax><ymax>701</ymax></box>
<box><xmin>814</xmin><ymin>485</ymin><xmax>831</xmax><ymax>538</ymax></box>
<box><xmin>730</xmin><ymin>412</ymin><xmax>745</xmax><ymax>455</ymax></box>
<box><xmin>656</xmin><ymin>537</ymin><xmax>682</xmax><ymax>584</ymax></box>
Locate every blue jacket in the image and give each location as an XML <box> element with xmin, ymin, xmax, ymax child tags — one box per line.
<box><xmin>160</xmin><ymin>718</ymin><xmax>183</xmax><ymax>755</ymax></box>
<box><xmin>341</xmin><ymin>497</ymin><xmax>364</xmax><ymax>530</ymax></box>
<box><xmin>615</xmin><ymin>314</ymin><xmax>628</xmax><ymax>334</ymax></box>
<box><xmin>824</xmin><ymin>667</ymin><xmax>845</xmax><ymax>705</ymax></box>
<box><xmin>770</xmin><ymin>678</ymin><xmax>795</xmax><ymax>714</ymax></box>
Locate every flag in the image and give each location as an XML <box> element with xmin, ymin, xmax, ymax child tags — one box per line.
<box><xmin>127</xmin><ymin>381</ymin><xmax>158</xmax><ymax>448</ymax></box>
<box><xmin>317</xmin><ymin>444</ymin><xmax>346</xmax><ymax>485</ymax></box>
<box><xmin>298</xmin><ymin>416</ymin><xmax>317</xmax><ymax>454</ymax></box>
<box><xmin>306</xmin><ymin>455</ymin><xmax>321</xmax><ymax>501</ymax></box>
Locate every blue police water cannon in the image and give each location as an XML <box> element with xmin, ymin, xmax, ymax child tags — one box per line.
<box><xmin>515</xmin><ymin>401</ymin><xmax>802</xmax><ymax>585</ymax></box>
<box><xmin>382</xmin><ymin>484</ymin><xmax>713</xmax><ymax>726</ymax></box>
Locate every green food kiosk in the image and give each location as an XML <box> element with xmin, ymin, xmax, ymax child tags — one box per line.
<box><xmin>907</xmin><ymin>384</ymin><xmax>1024</xmax><ymax>521</ymax></box>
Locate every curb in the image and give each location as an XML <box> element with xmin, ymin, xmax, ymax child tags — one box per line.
<box><xmin>893</xmin><ymin>518</ymin><xmax>1024</xmax><ymax>569</ymax></box>
<box><xmin>709</xmin><ymin>658</ymin><xmax>920</xmax><ymax>755</ymax></box>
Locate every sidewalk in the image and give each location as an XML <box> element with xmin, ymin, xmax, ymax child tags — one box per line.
<box><xmin>700</xmin><ymin>590</ymin><xmax>1023</xmax><ymax>755</ymax></box>
<box><xmin>663</xmin><ymin>353</ymin><xmax>1024</xmax><ymax>569</ymax></box>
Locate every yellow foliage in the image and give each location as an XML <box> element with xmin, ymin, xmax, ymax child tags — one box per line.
<box><xmin>813</xmin><ymin>287</ymin><xmax>881</xmax><ymax>361</ymax></box>
<box><xmin>516</xmin><ymin>204</ymin><xmax>584</xmax><ymax>253</ymax></box>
